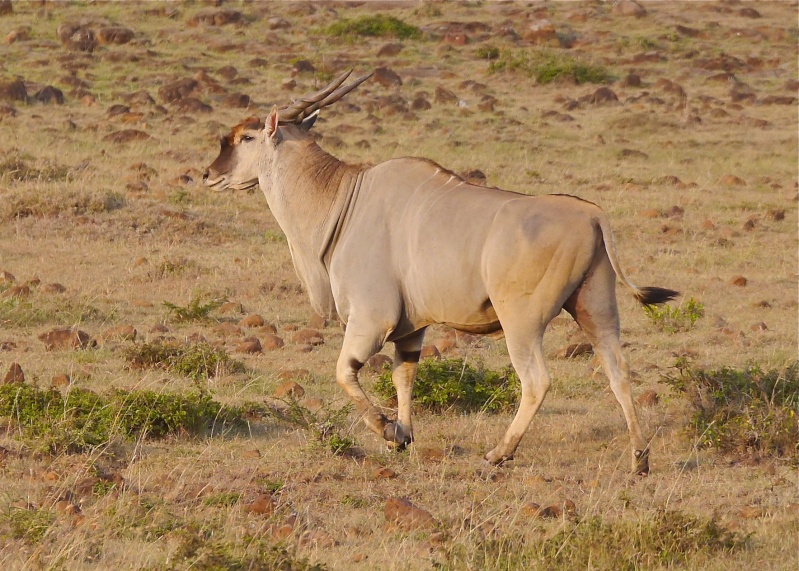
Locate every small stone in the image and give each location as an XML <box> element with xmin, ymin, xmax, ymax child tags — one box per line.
<box><xmin>277</xmin><ymin>369</ymin><xmax>310</xmax><ymax>382</ymax></box>
<box><xmin>613</xmin><ymin>0</ymin><xmax>647</xmax><ymax>17</ymax></box>
<box><xmin>309</xmin><ymin>313</ymin><xmax>327</xmax><ymax>329</ymax></box>
<box><xmin>39</xmin><ymin>328</ymin><xmax>93</xmax><ymax>350</ymax></box>
<box><xmin>236</xmin><ymin>338</ymin><xmax>262</xmax><ymax>353</ymax></box>
<box><xmin>385</xmin><ymin>497</ymin><xmax>437</xmax><ymax>530</ymax></box>
<box><xmin>242</xmin><ymin>449</ymin><xmax>261</xmax><ymax>459</ymax></box>
<box><xmin>299</xmin><ymin>529</ymin><xmax>338</xmax><ymax>548</ymax></box>
<box><xmin>102</xmin><ymin>325</ymin><xmax>137</xmax><ymax>342</ymax></box>
<box><xmin>2</xmin><ymin>285</ymin><xmax>30</xmax><ymax>299</ymax></box>
<box><xmin>42</xmin><ymin>283</ymin><xmax>66</xmax><ymax>294</ymax></box>
<box><xmin>636</xmin><ymin>389</ymin><xmax>659</xmax><ymax>407</ymax></box>
<box><xmin>750</xmin><ymin>322</ymin><xmax>768</xmax><ymax>332</ymax></box>
<box><xmin>738</xmin><ymin>506</ymin><xmax>765</xmax><ymax>519</ymax></box>
<box><xmin>271</xmin><ymin>524</ymin><xmax>294</xmax><ymax>541</ymax></box>
<box><xmin>2</xmin><ymin>362</ymin><xmax>24</xmax><ymax>384</ymax></box>
<box><xmin>420</xmin><ymin>345</ymin><xmax>441</xmax><ymax>360</ymax></box>
<box><xmin>291</xmin><ymin>329</ymin><xmax>324</xmax><ymax>345</ymax></box>
<box><xmin>367</xmin><ymin>354</ymin><xmax>392</xmax><ymax>371</ymax></box>
<box><xmin>219</xmin><ymin>301</ymin><xmax>243</xmax><ymax>314</ymax></box>
<box><xmin>261</xmin><ymin>334</ymin><xmax>285</xmax><ymax>351</ymax></box>
<box><xmin>54</xmin><ymin>500</ymin><xmax>80</xmax><ymax>515</ymax></box>
<box><xmin>238</xmin><ymin>314</ymin><xmax>265</xmax><ymax>328</ymax></box>
<box><xmin>244</xmin><ymin>493</ymin><xmax>275</xmax><ymax>516</ymax></box>
<box><xmin>374</xmin><ymin>467</ymin><xmax>398</xmax><ymax>480</ymax></box>
<box><xmin>51</xmin><ymin>374</ymin><xmax>70</xmax><ymax>388</ymax></box>
<box><xmin>417</xmin><ymin>446</ymin><xmax>446</xmax><ymax>462</ymax></box>
<box><xmin>274</xmin><ymin>380</ymin><xmax>305</xmax><ymax>399</ymax></box>
<box><xmin>0</xmin><ymin>270</ymin><xmax>14</xmax><ymax>283</ymax></box>
<box><xmin>640</xmin><ymin>209</ymin><xmax>660</xmax><ymax>219</ymax></box>
<box><xmin>214</xmin><ymin>322</ymin><xmax>243</xmax><ymax>337</ymax></box>
<box><xmin>730</xmin><ymin>276</ymin><xmax>748</xmax><ymax>287</ymax></box>
<box><xmin>719</xmin><ymin>174</ymin><xmax>747</xmax><ymax>187</ymax></box>
<box><xmin>373</xmin><ymin>67</ymin><xmax>402</xmax><ymax>88</ymax></box>
<box><xmin>557</xmin><ymin>342</ymin><xmax>593</xmax><ymax>358</ymax></box>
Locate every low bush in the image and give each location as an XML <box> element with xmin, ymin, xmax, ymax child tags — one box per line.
<box><xmin>125</xmin><ymin>340</ymin><xmax>246</xmax><ymax>380</ymax></box>
<box><xmin>446</xmin><ymin>510</ymin><xmax>748</xmax><ymax>570</ymax></box>
<box><xmin>0</xmin><ymin>384</ymin><xmax>241</xmax><ymax>453</ymax></box>
<box><xmin>489</xmin><ymin>50</ymin><xmax>611</xmax><ymax>84</ymax></box>
<box><xmin>373</xmin><ymin>358</ymin><xmax>519</xmax><ymax>414</ymax></box>
<box><xmin>163</xmin><ymin>293</ymin><xmax>226</xmax><ymax>322</ymax></box>
<box><xmin>663</xmin><ymin>360</ymin><xmax>798</xmax><ymax>460</ymax></box>
<box><xmin>267</xmin><ymin>398</ymin><xmax>358</xmax><ymax>456</ymax></box>
<box><xmin>6</xmin><ymin>506</ymin><xmax>55</xmax><ymax>544</ymax></box>
<box><xmin>323</xmin><ymin>14</ymin><xmax>421</xmax><ymax>40</ymax></box>
<box><xmin>643</xmin><ymin>297</ymin><xmax>704</xmax><ymax>332</ymax></box>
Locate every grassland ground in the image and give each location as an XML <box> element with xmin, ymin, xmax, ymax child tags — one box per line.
<box><xmin>0</xmin><ymin>1</ymin><xmax>796</xmax><ymax>569</ymax></box>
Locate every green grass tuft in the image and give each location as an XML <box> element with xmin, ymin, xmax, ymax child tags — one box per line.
<box><xmin>663</xmin><ymin>361</ymin><xmax>799</xmax><ymax>460</ymax></box>
<box><xmin>489</xmin><ymin>50</ymin><xmax>611</xmax><ymax>84</ymax></box>
<box><xmin>125</xmin><ymin>340</ymin><xmax>246</xmax><ymax>380</ymax></box>
<box><xmin>163</xmin><ymin>293</ymin><xmax>226</xmax><ymax>322</ymax></box>
<box><xmin>6</xmin><ymin>506</ymin><xmax>55</xmax><ymax>544</ymax></box>
<box><xmin>643</xmin><ymin>297</ymin><xmax>704</xmax><ymax>332</ymax></box>
<box><xmin>323</xmin><ymin>14</ymin><xmax>421</xmax><ymax>40</ymax></box>
<box><xmin>373</xmin><ymin>358</ymin><xmax>519</xmax><ymax>413</ymax></box>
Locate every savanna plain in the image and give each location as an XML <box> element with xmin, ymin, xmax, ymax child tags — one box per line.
<box><xmin>0</xmin><ymin>1</ymin><xmax>797</xmax><ymax>569</ymax></box>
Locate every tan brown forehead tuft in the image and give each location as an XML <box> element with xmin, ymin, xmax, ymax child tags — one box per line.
<box><xmin>225</xmin><ymin>116</ymin><xmax>264</xmax><ymax>145</ymax></box>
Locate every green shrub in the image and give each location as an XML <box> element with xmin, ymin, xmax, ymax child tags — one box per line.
<box><xmin>6</xmin><ymin>506</ymin><xmax>55</xmax><ymax>544</ymax></box>
<box><xmin>643</xmin><ymin>297</ymin><xmax>704</xmax><ymax>332</ymax></box>
<box><xmin>268</xmin><ymin>398</ymin><xmax>358</xmax><ymax>456</ymax></box>
<box><xmin>662</xmin><ymin>361</ymin><xmax>798</xmax><ymax>460</ymax></box>
<box><xmin>489</xmin><ymin>50</ymin><xmax>611</xmax><ymax>84</ymax></box>
<box><xmin>447</xmin><ymin>510</ymin><xmax>747</xmax><ymax>570</ymax></box>
<box><xmin>373</xmin><ymin>358</ymin><xmax>519</xmax><ymax>414</ymax></box>
<box><xmin>0</xmin><ymin>384</ymin><xmax>240</xmax><ymax>453</ymax></box>
<box><xmin>323</xmin><ymin>14</ymin><xmax>421</xmax><ymax>40</ymax></box>
<box><xmin>125</xmin><ymin>340</ymin><xmax>246</xmax><ymax>380</ymax></box>
<box><xmin>163</xmin><ymin>293</ymin><xmax>226</xmax><ymax>322</ymax></box>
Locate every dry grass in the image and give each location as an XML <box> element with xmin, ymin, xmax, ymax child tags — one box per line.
<box><xmin>0</xmin><ymin>1</ymin><xmax>796</xmax><ymax>569</ymax></box>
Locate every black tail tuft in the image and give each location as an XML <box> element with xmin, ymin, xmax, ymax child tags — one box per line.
<box><xmin>634</xmin><ymin>286</ymin><xmax>680</xmax><ymax>307</ymax></box>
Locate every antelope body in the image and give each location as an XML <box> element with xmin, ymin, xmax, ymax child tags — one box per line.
<box><xmin>204</xmin><ymin>71</ymin><xmax>678</xmax><ymax>473</ymax></box>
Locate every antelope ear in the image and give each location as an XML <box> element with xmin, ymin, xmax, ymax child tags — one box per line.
<box><xmin>266</xmin><ymin>106</ymin><xmax>279</xmax><ymax>139</ymax></box>
<box><xmin>299</xmin><ymin>110</ymin><xmax>319</xmax><ymax>131</ymax></box>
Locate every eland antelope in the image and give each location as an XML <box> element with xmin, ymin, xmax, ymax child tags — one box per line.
<box><xmin>203</xmin><ymin>70</ymin><xmax>678</xmax><ymax>474</ymax></box>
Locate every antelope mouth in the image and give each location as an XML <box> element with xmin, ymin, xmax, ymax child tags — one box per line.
<box><xmin>203</xmin><ymin>175</ymin><xmax>258</xmax><ymax>192</ymax></box>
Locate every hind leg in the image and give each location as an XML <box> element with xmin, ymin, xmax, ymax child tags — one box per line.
<box><xmin>565</xmin><ymin>259</ymin><xmax>650</xmax><ymax>475</ymax></box>
<box><xmin>384</xmin><ymin>329</ymin><xmax>426</xmax><ymax>448</ymax></box>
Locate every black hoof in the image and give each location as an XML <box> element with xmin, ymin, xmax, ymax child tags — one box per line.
<box><xmin>634</xmin><ymin>448</ymin><xmax>650</xmax><ymax>476</ymax></box>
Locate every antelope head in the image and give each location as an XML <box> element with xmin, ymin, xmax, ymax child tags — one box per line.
<box><xmin>203</xmin><ymin>69</ymin><xmax>372</xmax><ymax>192</ymax></box>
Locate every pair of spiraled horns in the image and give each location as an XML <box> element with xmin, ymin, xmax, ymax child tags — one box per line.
<box><xmin>277</xmin><ymin>69</ymin><xmax>373</xmax><ymax>125</ymax></box>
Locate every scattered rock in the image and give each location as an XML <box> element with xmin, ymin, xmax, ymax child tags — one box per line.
<box><xmin>0</xmin><ymin>78</ymin><xmax>27</xmax><ymax>103</ymax></box>
<box><xmin>274</xmin><ymin>380</ymin><xmax>305</xmax><ymax>399</ymax></box>
<box><xmin>39</xmin><ymin>328</ymin><xmax>93</xmax><ymax>350</ymax></box>
<box><xmin>277</xmin><ymin>369</ymin><xmax>310</xmax><ymax>382</ymax></box>
<box><xmin>2</xmin><ymin>285</ymin><xmax>31</xmax><ymax>299</ymax></box>
<box><xmin>367</xmin><ymin>354</ymin><xmax>392</xmax><ymax>371</ymax></box>
<box><xmin>619</xmin><ymin>148</ymin><xmax>649</xmax><ymax>159</ymax></box>
<box><xmin>299</xmin><ymin>529</ymin><xmax>338</xmax><ymax>548</ymax></box>
<box><xmin>0</xmin><ymin>271</ymin><xmax>15</xmax><ymax>283</ymax></box>
<box><xmin>557</xmin><ymin>342</ymin><xmax>593</xmax><ymax>358</ymax></box>
<box><xmin>51</xmin><ymin>374</ymin><xmax>70</xmax><ymax>388</ymax></box>
<box><xmin>620</xmin><ymin>73</ymin><xmax>642</xmax><ymax>87</ymax></box>
<box><xmin>309</xmin><ymin>313</ymin><xmax>327</xmax><ymax>329</ymax></box>
<box><xmin>586</xmin><ymin>87</ymin><xmax>618</xmax><ymax>104</ymax></box>
<box><xmin>435</xmin><ymin>85</ymin><xmax>458</xmax><ymax>104</ymax></box>
<box><xmin>221</xmin><ymin>93</ymin><xmax>250</xmax><ymax>108</ymax></box>
<box><xmin>640</xmin><ymin>209</ymin><xmax>660</xmax><ymax>219</ymax></box>
<box><xmin>236</xmin><ymin>338</ymin><xmax>262</xmax><ymax>354</ymax></box>
<box><xmin>417</xmin><ymin>446</ymin><xmax>446</xmax><ymax>462</ymax></box>
<box><xmin>767</xmin><ymin>209</ymin><xmax>785</xmax><ymax>221</ymax></box>
<box><xmin>0</xmin><ymin>0</ymin><xmax>12</xmax><ymax>16</ymax></box>
<box><xmin>738</xmin><ymin>8</ymin><xmax>761</xmax><ymax>18</ymax></box>
<box><xmin>462</xmin><ymin>169</ymin><xmax>486</xmax><ymax>184</ymax></box>
<box><xmin>377</xmin><ymin>43</ymin><xmax>403</xmax><ymax>57</ymax></box>
<box><xmin>267</xmin><ymin>17</ymin><xmax>290</xmax><ymax>30</ymax></box>
<box><xmin>57</xmin><ymin>23</ymin><xmax>97</xmax><ymax>52</ymax></box>
<box><xmin>188</xmin><ymin>9</ymin><xmax>243</xmax><ymax>27</ymax></box>
<box><xmin>750</xmin><ymin>322</ymin><xmax>768</xmax><ymax>332</ymax></box>
<box><xmin>261</xmin><ymin>334</ymin><xmax>285</xmax><ymax>351</ymax></box>
<box><xmin>730</xmin><ymin>276</ymin><xmax>748</xmax><ymax>287</ymax></box>
<box><xmin>613</xmin><ymin>0</ymin><xmax>647</xmax><ymax>17</ymax></box>
<box><xmin>373</xmin><ymin>67</ymin><xmax>402</xmax><ymax>88</ymax></box>
<box><xmin>292</xmin><ymin>59</ymin><xmax>315</xmax><ymax>73</ymax></box>
<box><xmin>719</xmin><ymin>174</ymin><xmax>746</xmax><ymax>187</ymax></box>
<box><xmin>374</xmin><ymin>467</ymin><xmax>398</xmax><ymax>480</ymax></box>
<box><xmin>244</xmin><ymin>493</ymin><xmax>275</xmax><ymax>516</ymax></box>
<box><xmin>737</xmin><ymin>505</ymin><xmax>765</xmax><ymax>519</ymax></box>
<box><xmin>97</xmin><ymin>26</ymin><xmax>134</xmax><ymax>45</ymax></box>
<box><xmin>2</xmin><ymin>362</ymin><xmax>24</xmax><ymax>384</ymax></box>
<box><xmin>103</xmin><ymin>129</ymin><xmax>151</xmax><ymax>143</ymax></box>
<box><xmin>238</xmin><ymin>314</ymin><xmax>265</xmax><ymax>328</ymax></box>
<box><xmin>636</xmin><ymin>389</ymin><xmax>659</xmax><ymax>407</ymax></box>
<box><xmin>522</xmin><ymin>19</ymin><xmax>558</xmax><ymax>45</ymax></box>
<box><xmin>291</xmin><ymin>329</ymin><xmax>324</xmax><ymax>346</ymax></box>
<box><xmin>420</xmin><ymin>345</ymin><xmax>441</xmax><ymax>360</ymax></box>
<box><xmin>101</xmin><ymin>325</ymin><xmax>137</xmax><ymax>342</ymax></box>
<box><xmin>385</xmin><ymin>497</ymin><xmax>437</xmax><ymax>530</ymax></box>
<box><xmin>4</xmin><ymin>27</ymin><xmax>30</xmax><ymax>44</ymax></box>
<box><xmin>213</xmin><ymin>322</ymin><xmax>242</xmax><ymax>337</ymax></box>
<box><xmin>158</xmin><ymin>78</ymin><xmax>198</xmax><ymax>104</ymax></box>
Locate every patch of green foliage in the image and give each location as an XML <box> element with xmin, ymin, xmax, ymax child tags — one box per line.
<box><xmin>643</xmin><ymin>297</ymin><xmax>704</xmax><ymax>332</ymax></box>
<box><xmin>0</xmin><ymin>384</ymin><xmax>241</xmax><ymax>453</ymax></box>
<box><xmin>323</xmin><ymin>14</ymin><xmax>421</xmax><ymax>40</ymax></box>
<box><xmin>6</xmin><ymin>506</ymin><xmax>55</xmax><ymax>544</ymax></box>
<box><xmin>373</xmin><ymin>358</ymin><xmax>519</xmax><ymax>414</ymax></box>
<box><xmin>663</xmin><ymin>360</ymin><xmax>798</xmax><ymax>461</ymax></box>
<box><xmin>0</xmin><ymin>296</ymin><xmax>105</xmax><ymax>328</ymax></box>
<box><xmin>168</xmin><ymin>524</ymin><xmax>328</xmax><ymax>571</ymax></box>
<box><xmin>163</xmin><ymin>293</ymin><xmax>225</xmax><ymax>322</ymax></box>
<box><xmin>476</xmin><ymin>45</ymin><xmax>500</xmax><ymax>60</ymax></box>
<box><xmin>489</xmin><ymin>50</ymin><xmax>611</xmax><ymax>84</ymax></box>
<box><xmin>125</xmin><ymin>340</ymin><xmax>246</xmax><ymax>380</ymax></box>
<box><xmin>268</xmin><ymin>398</ymin><xmax>358</xmax><ymax>456</ymax></box>
<box><xmin>202</xmin><ymin>492</ymin><xmax>242</xmax><ymax>508</ymax></box>
<box><xmin>445</xmin><ymin>510</ymin><xmax>748</xmax><ymax>570</ymax></box>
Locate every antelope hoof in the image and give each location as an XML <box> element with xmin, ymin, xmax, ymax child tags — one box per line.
<box><xmin>634</xmin><ymin>448</ymin><xmax>650</xmax><ymax>476</ymax></box>
<box><xmin>483</xmin><ymin>449</ymin><xmax>514</xmax><ymax>466</ymax></box>
<box><xmin>383</xmin><ymin>421</ymin><xmax>412</xmax><ymax>449</ymax></box>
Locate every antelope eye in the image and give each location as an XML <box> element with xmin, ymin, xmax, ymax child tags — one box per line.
<box><xmin>241</xmin><ymin>135</ymin><xmax>255</xmax><ymax>142</ymax></box>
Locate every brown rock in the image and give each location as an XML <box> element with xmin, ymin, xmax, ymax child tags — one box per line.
<box><xmin>557</xmin><ymin>342</ymin><xmax>593</xmax><ymax>358</ymax></box>
<box><xmin>236</xmin><ymin>338</ymin><xmax>262</xmax><ymax>354</ymax></box>
<box><xmin>750</xmin><ymin>322</ymin><xmax>768</xmax><ymax>332</ymax></box>
<box><xmin>271</xmin><ymin>524</ymin><xmax>294</xmax><ymax>541</ymax></box>
<box><xmin>188</xmin><ymin>9</ymin><xmax>243</xmax><ymax>27</ymax></box>
<box><xmin>739</xmin><ymin>8</ymin><xmax>761</xmax><ymax>18</ymax></box>
<box><xmin>214</xmin><ymin>322</ymin><xmax>243</xmax><ymax>337</ymax></box>
<box><xmin>435</xmin><ymin>85</ymin><xmax>458</xmax><ymax>104</ymax></box>
<box><xmin>34</xmin><ymin>85</ymin><xmax>64</xmax><ymax>105</ymax></box>
<box><xmin>385</xmin><ymin>497</ymin><xmax>437</xmax><ymax>530</ymax></box>
<box><xmin>640</xmin><ymin>209</ymin><xmax>660</xmax><ymax>219</ymax></box>
<box><xmin>103</xmin><ymin>129</ymin><xmax>151</xmax><ymax>143</ymax></box>
<box><xmin>373</xmin><ymin>67</ymin><xmax>402</xmax><ymax>88</ymax></box>
<box><xmin>221</xmin><ymin>93</ymin><xmax>250</xmax><ymax>108</ymax></box>
<box><xmin>291</xmin><ymin>329</ymin><xmax>324</xmax><ymax>346</ymax></box>
<box><xmin>522</xmin><ymin>19</ymin><xmax>558</xmax><ymax>45</ymax></box>
<box><xmin>377</xmin><ymin>43</ymin><xmax>403</xmax><ymax>57</ymax></box>
<box><xmin>636</xmin><ymin>389</ymin><xmax>659</xmax><ymax>407</ymax></box>
<box><xmin>277</xmin><ymin>369</ymin><xmax>310</xmax><ymax>382</ymax></box>
<box><xmin>309</xmin><ymin>313</ymin><xmax>327</xmax><ymax>329</ymax></box>
<box><xmin>274</xmin><ymin>380</ymin><xmax>305</xmax><ymax>399</ymax></box>
<box><xmin>2</xmin><ymin>362</ymin><xmax>24</xmax><ymax>384</ymax></box>
<box><xmin>299</xmin><ymin>396</ymin><xmax>324</xmax><ymax>411</ymax></box>
<box><xmin>620</xmin><ymin>73</ymin><xmax>642</xmax><ymax>87</ymax></box>
<box><xmin>701</xmin><ymin>219</ymin><xmax>716</xmax><ymax>230</ymax></box>
<box><xmin>374</xmin><ymin>467</ymin><xmax>398</xmax><ymax>480</ymax></box>
<box><xmin>57</xmin><ymin>23</ymin><xmax>97</xmax><ymax>52</ymax></box>
<box><xmin>738</xmin><ymin>506</ymin><xmax>765</xmax><ymax>519</ymax></box>
<box><xmin>613</xmin><ymin>0</ymin><xmax>647</xmax><ymax>17</ymax></box>
<box><xmin>417</xmin><ymin>446</ymin><xmax>446</xmax><ymax>462</ymax></box>
<box><xmin>768</xmin><ymin>209</ymin><xmax>785</xmax><ymax>221</ymax></box>
<box><xmin>97</xmin><ymin>26</ymin><xmax>134</xmax><ymax>45</ymax></box>
<box><xmin>39</xmin><ymin>328</ymin><xmax>93</xmax><ymax>350</ymax></box>
<box><xmin>51</xmin><ymin>374</ymin><xmax>70</xmax><ymax>388</ymax></box>
<box><xmin>443</xmin><ymin>32</ymin><xmax>468</xmax><ymax>46</ymax></box>
<box><xmin>0</xmin><ymin>0</ymin><xmax>12</xmax><ymax>16</ymax></box>
<box><xmin>238</xmin><ymin>314</ymin><xmax>265</xmax><ymax>328</ymax></box>
<box><xmin>174</xmin><ymin>97</ymin><xmax>212</xmax><ymax>113</ymax></box>
<box><xmin>587</xmin><ymin>87</ymin><xmax>618</xmax><ymax>104</ymax></box>
<box><xmin>244</xmin><ymin>493</ymin><xmax>275</xmax><ymax>515</ymax></box>
<box><xmin>730</xmin><ymin>276</ymin><xmax>748</xmax><ymax>287</ymax></box>
<box><xmin>367</xmin><ymin>354</ymin><xmax>392</xmax><ymax>371</ymax></box>
<box><xmin>434</xmin><ymin>338</ymin><xmax>457</xmax><ymax>354</ymax></box>
<box><xmin>242</xmin><ymin>449</ymin><xmax>261</xmax><ymax>459</ymax></box>
<box><xmin>719</xmin><ymin>174</ymin><xmax>747</xmax><ymax>187</ymax></box>
<box><xmin>0</xmin><ymin>270</ymin><xmax>14</xmax><ymax>283</ymax></box>
<box><xmin>420</xmin><ymin>345</ymin><xmax>441</xmax><ymax>360</ymax></box>
<box><xmin>219</xmin><ymin>301</ymin><xmax>243</xmax><ymax>314</ymax></box>
<box><xmin>54</xmin><ymin>500</ymin><xmax>80</xmax><ymax>515</ymax></box>
<box><xmin>261</xmin><ymin>334</ymin><xmax>285</xmax><ymax>351</ymax></box>
<box><xmin>158</xmin><ymin>78</ymin><xmax>198</xmax><ymax>104</ymax></box>
<box><xmin>102</xmin><ymin>325</ymin><xmax>137</xmax><ymax>342</ymax></box>
<box><xmin>0</xmin><ymin>79</ymin><xmax>27</xmax><ymax>103</ymax></box>
<box><xmin>299</xmin><ymin>529</ymin><xmax>338</xmax><ymax>548</ymax></box>
<box><xmin>2</xmin><ymin>285</ymin><xmax>31</xmax><ymax>299</ymax></box>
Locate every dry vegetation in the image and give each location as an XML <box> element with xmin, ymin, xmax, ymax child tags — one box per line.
<box><xmin>0</xmin><ymin>1</ymin><xmax>797</xmax><ymax>569</ymax></box>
